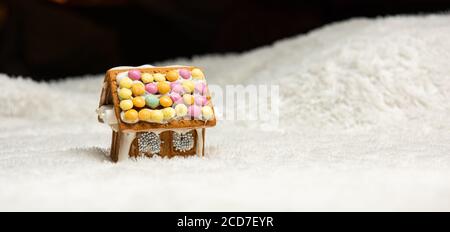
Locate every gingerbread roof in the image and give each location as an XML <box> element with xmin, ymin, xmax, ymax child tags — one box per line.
<box><xmin>98</xmin><ymin>65</ymin><xmax>216</xmax><ymax>132</ymax></box>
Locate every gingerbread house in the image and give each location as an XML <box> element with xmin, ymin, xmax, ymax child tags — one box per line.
<box><xmin>97</xmin><ymin>65</ymin><xmax>216</xmax><ymax>162</ymax></box>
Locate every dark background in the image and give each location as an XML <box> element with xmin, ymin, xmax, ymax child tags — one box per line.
<box><xmin>0</xmin><ymin>0</ymin><xmax>449</xmax><ymax>80</ymax></box>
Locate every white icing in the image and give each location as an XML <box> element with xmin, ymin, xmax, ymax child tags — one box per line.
<box><xmin>97</xmin><ymin>105</ymin><xmax>119</xmax><ymax>131</ymax></box>
<box><xmin>118</xmin><ymin>132</ymin><xmax>136</xmax><ymax>161</ymax></box>
<box><xmin>196</xmin><ymin>128</ymin><xmax>203</xmax><ymax>157</ymax></box>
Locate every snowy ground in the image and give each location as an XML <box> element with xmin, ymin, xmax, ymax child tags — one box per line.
<box><xmin>1</xmin><ymin>14</ymin><xmax>450</xmax><ymax>211</ymax></box>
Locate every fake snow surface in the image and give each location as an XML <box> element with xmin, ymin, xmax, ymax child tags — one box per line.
<box><xmin>1</xmin><ymin>14</ymin><xmax>450</xmax><ymax>211</ymax></box>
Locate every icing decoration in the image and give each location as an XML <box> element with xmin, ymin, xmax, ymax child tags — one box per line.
<box><xmin>128</xmin><ymin>69</ymin><xmax>142</xmax><ymax>80</ymax></box>
<box><xmin>145</xmin><ymin>95</ymin><xmax>160</xmax><ymax>109</ymax></box>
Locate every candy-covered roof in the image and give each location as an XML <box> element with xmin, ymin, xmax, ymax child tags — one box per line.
<box><xmin>99</xmin><ymin>65</ymin><xmax>216</xmax><ymax>132</ymax></box>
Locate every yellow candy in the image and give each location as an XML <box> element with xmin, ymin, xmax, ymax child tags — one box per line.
<box><xmin>153</xmin><ymin>73</ymin><xmax>166</xmax><ymax>82</ymax></box>
<box><xmin>201</xmin><ymin>106</ymin><xmax>214</xmax><ymax>120</ymax></box>
<box><xmin>182</xmin><ymin>80</ymin><xmax>195</xmax><ymax>93</ymax></box>
<box><xmin>119</xmin><ymin>77</ymin><xmax>133</xmax><ymax>88</ymax></box>
<box><xmin>131</xmin><ymin>82</ymin><xmax>145</xmax><ymax>96</ymax></box>
<box><xmin>157</xmin><ymin>82</ymin><xmax>171</xmax><ymax>94</ymax></box>
<box><xmin>119</xmin><ymin>99</ymin><xmax>133</xmax><ymax>111</ymax></box>
<box><xmin>118</xmin><ymin>88</ymin><xmax>132</xmax><ymax>100</ymax></box>
<box><xmin>132</xmin><ymin>96</ymin><xmax>146</xmax><ymax>108</ymax></box>
<box><xmin>175</xmin><ymin>104</ymin><xmax>188</xmax><ymax>117</ymax></box>
<box><xmin>166</xmin><ymin>70</ymin><xmax>179</xmax><ymax>82</ymax></box>
<box><xmin>191</xmin><ymin>68</ymin><xmax>204</xmax><ymax>80</ymax></box>
<box><xmin>159</xmin><ymin>95</ymin><xmax>173</xmax><ymax>107</ymax></box>
<box><xmin>141</xmin><ymin>73</ymin><xmax>153</xmax><ymax>83</ymax></box>
<box><xmin>150</xmin><ymin>110</ymin><xmax>164</xmax><ymax>123</ymax></box>
<box><xmin>138</xmin><ymin>109</ymin><xmax>152</xmax><ymax>121</ymax></box>
<box><xmin>162</xmin><ymin>107</ymin><xmax>175</xmax><ymax>120</ymax></box>
<box><xmin>124</xmin><ymin>109</ymin><xmax>138</xmax><ymax>122</ymax></box>
<box><xmin>183</xmin><ymin>94</ymin><xmax>194</xmax><ymax>105</ymax></box>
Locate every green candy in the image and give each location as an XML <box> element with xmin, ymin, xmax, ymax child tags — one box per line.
<box><xmin>145</xmin><ymin>95</ymin><xmax>160</xmax><ymax>109</ymax></box>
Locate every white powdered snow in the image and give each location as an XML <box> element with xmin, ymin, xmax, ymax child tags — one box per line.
<box><xmin>1</xmin><ymin>14</ymin><xmax>450</xmax><ymax>211</ymax></box>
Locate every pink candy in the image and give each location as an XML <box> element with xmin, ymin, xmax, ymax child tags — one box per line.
<box><xmin>128</xmin><ymin>69</ymin><xmax>141</xmax><ymax>80</ymax></box>
<box><xmin>170</xmin><ymin>93</ymin><xmax>182</xmax><ymax>103</ymax></box>
<box><xmin>179</xmin><ymin>69</ymin><xmax>191</xmax><ymax>79</ymax></box>
<box><xmin>194</xmin><ymin>82</ymin><xmax>207</xmax><ymax>95</ymax></box>
<box><xmin>188</xmin><ymin>105</ymin><xmax>201</xmax><ymax>118</ymax></box>
<box><xmin>145</xmin><ymin>83</ymin><xmax>158</xmax><ymax>94</ymax></box>
<box><xmin>171</xmin><ymin>83</ymin><xmax>185</xmax><ymax>95</ymax></box>
<box><xmin>194</xmin><ymin>95</ymin><xmax>207</xmax><ymax>106</ymax></box>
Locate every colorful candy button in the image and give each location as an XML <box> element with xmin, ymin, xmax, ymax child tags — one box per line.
<box><xmin>119</xmin><ymin>77</ymin><xmax>133</xmax><ymax>89</ymax></box>
<box><xmin>201</xmin><ymin>106</ymin><xmax>214</xmax><ymax>120</ymax></box>
<box><xmin>131</xmin><ymin>82</ymin><xmax>145</xmax><ymax>96</ymax></box>
<box><xmin>162</xmin><ymin>107</ymin><xmax>175</xmax><ymax>120</ymax></box>
<box><xmin>191</xmin><ymin>68</ymin><xmax>204</xmax><ymax>80</ymax></box>
<box><xmin>182</xmin><ymin>80</ymin><xmax>195</xmax><ymax>93</ymax></box>
<box><xmin>119</xmin><ymin>99</ymin><xmax>133</xmax><ymax>111</ymax></box>
<box><xmin>183</xmin><ymin>94</ymin><xmax>194</xmax><ymax>105</ymax></box>
<box><xmin>141</xmin><ymin>73</ymin><xmax>153</xmax><ymax>83</ymax></box>
<box><xmin>179</xmin><ymin>69</ymin><xmax>191</xmax><ymax>79</ymax></box>
<box><xmin>194</xmin><ymin>82</ymin><xmax>207</xmax><ymax>95</ymax></box>
<box><xmin>124</xmin><ymin>109</ymin><xmax>138</xmax><ymax>122</ymax></box>
<box><xmin>128</xmin><ymin>69</ymin><xmax>141</xmax><ymax>80</ymax></box>
<box><xmin>188</xmin><ymin>105</ymin><xmax>201</xmax><ymax>118</ymax></box>
<box><xmin>138</xmin><ymin>108</ymin><xmax>152</xmax><ymax>121</ymax></box>
<box><xmin>170</xmin><ymin>93</ymin><xmax>182</xmax><ymax>103</ymax></box>
<box><xmin>175</xmin><ymin>104</ymin><xmax>188</xmax><ymax>117</ymax></box>
<box><xmin>194</xmin><ymin>95</ymin><xmax>207</xmax><ymax>106</ymax></box>
<box><xmin>159</xmin><ymin>95</ymin><xmax>173</xmax><ymax>107</ymax></box>
<box><xmin>150</xmin><ymin>110</ymin><xmax>164</xmax><ymax>123</ymax></box>
<box><xmin>145</xmin><ymin>95</ymin><xmax>160</xmax><ymax>109</ymax></box>
<box><xmin>166</xmin><ymin>70</ymin><xmax>179</xmax><ymax>82</ymax></box>
<box><xmin>153</xmin><ymin>73</ymin><xmax>166</xmax><ymax>82</ymax></box>
<box><xmin>157</xmin><ymin>81</ymin><xmax>171</xmax><ymax>94</ymax></box>
<box><xmin>145</xmin><ymin>83</ymin><xmax>158</xmax><ymax>94</ymax></box>
<box><xmin>118</xmin><ymin>88</ymin><xmax>132</xmax><ymax>100</ymax></box>
<box><xmin>132</xmin><ymin>96</ymin><xmax>146</xmax><ymax>108</ymax></box>
<box><xmin>171</xmin><ymin>83</ymin><xmax>184</xmax><ymax>95</ymax></box>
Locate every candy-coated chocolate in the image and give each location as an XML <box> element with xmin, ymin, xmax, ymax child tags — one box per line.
<box><xmin>191</xmin><ymin>68</ymin><xmax>204</xmax><ymax>79</ymax></box>
<box><xmin>182</xmin><ymin>80</ymin><xmax>195</xmax><ymax>93</ymax></box>
<box><xmin>194</xmin><ymin>95</ymin><xmax>207</xmax><ymax>106</ymax></box>
<box><xmin>128</xmin><ymin>69</ymin><xmax>141</xmax><ymax>80</ymax></box>
<box><xmin>159</xmin><ymin>95</ymin><xmax>173</xmax><ymax>107</ymax></box>
<box><xmin>162</xmin><ymin>107</ymin><xmax>176</xmax><ymax>120</ymax></box>
<box><xmin>188</xmin><ymin>105</ymin><xmax>201</xmax><ymax>118</ymax></box>
<box><xmin>157</xmin><ymin>81</ymin><xmax>171</xmax><ymax>94</ymax></box>
<box><xmin>166</xmin><ymin>70</ymin><xmax>179</xmax><ymax>82</ymax></box>
<box><xmin>150</xmin><ymin>110</ymin><xmax>164</xmax><ymax>123</ymax></box>
<box><xmin>131</xmin><ymin>82</ymin><xmax>145</xmax><ymax>96</ymax></box>
<box><xmin>132</xmin><ymin>96</ymin><xmax>146</xmax><ymax>108</ymax></box>
<box><xmin>170</xmin><ymin>81</ymin><xmax>180</xmax><ymax>88</ymax></box>
<box><xmin>201</xmin><ymin>106</ymin><xmax>214</xmax><ymax>120</ymax></box>
<box><xmin>194</xmin><ymin>82</ymin><xmax>207</xmax><ymax>95</ymax></box>
<box><xmin>119</xmin><ymin>77</ymin><xmax>133</xmax><ymax>89</ymax></box>
<box><xmin>138</xmin><ymin>108</ymin><xmax>152</xmax><ymax>121</ymax></box>
<box><xmin>141</xmin><ymin>73</ymin><xmax>153</xmax><ymax>83</ymax></box>
<box><xmin>171</xmin><ymin>83</ymin><xmax>184</xmax><ymax>95</ymax></box>
<box><xmin>183</xmin><ymin>94</ymin><xmax>194</xmax><ymax>105</ymax></box>
<box><xmin>175</xmin><ymin>104</ymin><xmax>188</xmax><ymax>117</ymax></box>
<box><xmin>145</xmin><ymin>95</ymin><xmax>160</xmax><ymax>109</ymax></box>
<box><xmin>124</xmin><ymin>109</ymin><xmax>138</xmax><ymax>122</ymax></box>
<box><xmin>118</xmin><ymin>88</ymin><xmax>132</xmax><ymax>100</ymax></box>
<box><xmin>119</xmin><ymin>99</ymin><xmax>133</xmax><ymax>111</ymax></box>
<box><xmin>153</xmin><ymin>73</ymin><xmax>166</xmax><ymax>82</ymax></box>
<box><xmin>145</xmin><ymin>83</ymin><xmax>158</xmax><ymax>94</ymax></box>
<box><xmin>179</xmin><ymin>68</ymin><xmax>191</xmax><ymax>79</ymax></box>
<box><xmin>170</xmin><ymin>93</ymin><xmax>181</xmax><ymax>103</ymax></box>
